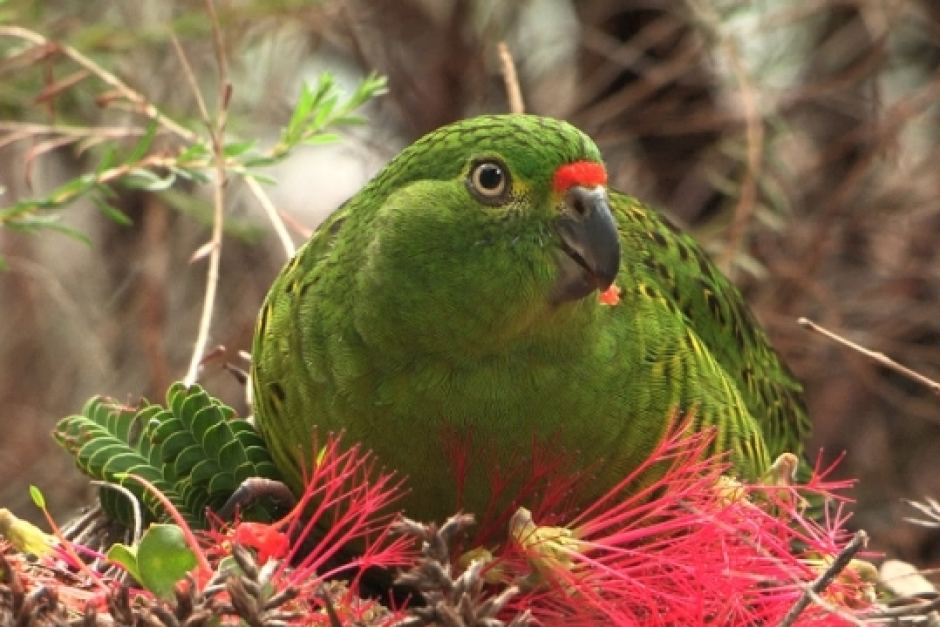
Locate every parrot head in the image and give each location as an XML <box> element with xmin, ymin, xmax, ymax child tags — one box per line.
<box><xmin>350</xmin><ymin>114</ymin><xmax>621</xmax><ymax>355</ymax></box>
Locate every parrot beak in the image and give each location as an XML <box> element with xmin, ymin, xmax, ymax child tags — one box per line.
<box><xmin>552</xmin><ymin>185</ymin><xmax>621</xmax><ymax>304</ymax></box>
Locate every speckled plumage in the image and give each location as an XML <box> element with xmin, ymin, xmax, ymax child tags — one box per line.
<box><xmin>251</xmin><ymin>114</ymin><xmax>809</xmax><ymax>521</ymax></box>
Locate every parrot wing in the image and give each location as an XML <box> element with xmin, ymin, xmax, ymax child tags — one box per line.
<box><xmin>609</xmin><ymin>190</ymin><xmax>809</xmax><ymax>458</ymax></box>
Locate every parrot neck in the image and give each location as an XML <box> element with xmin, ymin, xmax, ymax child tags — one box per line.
<box><xmin>353</xmin><ymin>290</ymin><xmax>603</xmax><ymax>366</ymax></box>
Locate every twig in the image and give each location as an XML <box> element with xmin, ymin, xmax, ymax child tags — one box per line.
<box><xmin>169</xmin><ymin>33</ymin><xmax>211</xmax><ymax>124</ymax></box>
<box><xmin>182</xmin><ymin>0</ymin><xmax>229</xmax><ymax>386</ymax></box>
<box><xmin>121</xmin><ymin>473</ymin><xmax>212</xmax><ymax>577</ymax></box>
<box><xmin>0</xmin><ymin>154</ymin><xmax>183</xmax><ymax>224</ymax></box>
<box><xmin>778</xmin><ymin>529</ymin><xmax>868</xmax><ymax>627</ymax></box>
<box><xmin>0</xmin><ymin>26</ymin><xmax>197</xmax><ymax>143</ymax></box>
<box><xmin>905</xmin><ymin>497</ymin><xmax>940</xmax><ymax>528</ymax></box>
<box><xmin>174</xmin><ymin>31</ymin><xmax>293</xmax><ymax>262</ymax></box>
<box><xmin>245</xmin><ymin>176</ymin><xmax>295</xmax><ymax>258</ymax></box>
<box><xmin>860</xmin><ymin>596</ymin><xmax>940</xmax><ymax>623</ymax></box>
<box><xmin>3</xmin><ymin>22</ymin><xmax>294</xmax><ymax>256</ymax></box>
<box><xmin>497</xmin><ymin>41</ymin><xmax>524</xmax><ymax>114</ymax></box>
<box><xmin>798</xmin><ymin>317</ymin><xmax>940</xmax><ymax>396</ymax></box>
<box><xmin>0</xmin><ymin>121</ymin><xmax>151</xmax><ymax>138</ymax></box>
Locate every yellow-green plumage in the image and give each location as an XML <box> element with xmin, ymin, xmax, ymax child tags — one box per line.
<box><xmin>251</xmin><ymin>114</ymin><xmax>808</xmax><ymax>522</ymax></box>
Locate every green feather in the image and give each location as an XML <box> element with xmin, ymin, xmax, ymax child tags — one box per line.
<box><xmin>251</xmin><ymin>114</ymin><xmax>809</xmax><ymax>522</ymax></box>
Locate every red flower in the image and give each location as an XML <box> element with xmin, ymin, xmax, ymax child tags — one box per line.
<box><xmin>233</xmin><ymin>521</ymin><xmax>289</xmax><ymax>565</ymax></box>
<box><xmin>475</xmin><ymin>422</ymin><xmax>872</xmax><ymax>625</ymax></box>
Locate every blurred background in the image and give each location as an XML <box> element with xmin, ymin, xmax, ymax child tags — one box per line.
<box><xmin>1</xmin><ymin>0</ymin><xmax>939</xmax><ymax>569</ymax></box>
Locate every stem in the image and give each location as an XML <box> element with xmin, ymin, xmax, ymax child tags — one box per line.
<box><xmin>798</xmin><ymin>317</ymin><xmax>940</xmax><ymax>396</ymax></box>
<box><xmin>246</xmin><ymin>175</ymin><xmax>295</xmax><ymax>259</ymax></box>
<box><xmin>182</xmin><ymin>0</ymin><xmax>229</xmax><ymax>386</ymax></box>
<box><xmin>778</xmin><ymin>529</ymin><xmax>868</xmax><ymax>627</ymax></box>
<box><xmin>498</xmin><ymin>41</ymin><xmax>525</xmax><ymax>114</ymax></box>
<box><xmin>0</xmin><ymin>25</ymin><xmax>197</xmax><ymax>143</ymax></box>
<box><xmin>122</xmin><ymin>473</ymin><xmax>212</xmax><ymax>576</ymax></box>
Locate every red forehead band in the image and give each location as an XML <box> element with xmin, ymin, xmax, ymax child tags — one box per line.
<box><xmin>552</xmin><ymin>160</ymin><xmax>608</xmax><ymax>193</ymax></box>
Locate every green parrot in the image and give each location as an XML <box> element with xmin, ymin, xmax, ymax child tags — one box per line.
<box><xmin>251</xmin><ymin>114</ymin><xmax>809</xmax><ymax>522</ymax></box>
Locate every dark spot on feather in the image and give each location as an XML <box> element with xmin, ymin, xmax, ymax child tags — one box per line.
<box><xmin>677</xmin><ymin>242</ymin><xmax>690</xmax><ymax>262</ymax></box>
<box><xmin>329</xmin><ymin>215</ymin><xmax>346</xmax><ymax>235</ymax></box>
<box><xmin>285</xmin><ymin>254</ymin><xmax>301</xmax><ymax>275</ymax></box>
<box><xmin>758</xmin><ymin>384</ymin><xmax>771</xmax><ymax>409</ymax></box>
<box><xmin>707</xmin><ymin>294</ymin><xmax>725</xmax><ymax>325</ymax></box>
<box><xmin>660</xmin><ymin>215</ymin><xmax>681</xmax><ymax>234</ymax></box>
<box><xmin>269</xmin><ymin>381</ymin><xmax>286</xmax><ymax>404</ymax></box>
<box><xmin>698</xmin><ymin>255</ymin><xmax>711</xmax><ymax>277</ymax></box>
<box><xmin>651</xmin><ymin>230</ymin><xmax>668</xmax><ymax>248</ymax></box>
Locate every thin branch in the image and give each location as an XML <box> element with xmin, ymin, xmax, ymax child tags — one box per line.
<box><xmin>778</xmin><ymin>529</ymin><xmax>868</xmax><ymax>627</ymax></box>
<box><xmin>3</xmin><ymin>24</ymin><xmax>307</xmax><ymax>263</ymax></box>
<box><xmin>182</xmin><ymin>0</ymin><xmax>229</xmax><ymax>386</ymax></box>
<box><xmin>169</xmin><ymin>32</ymin><xmax>211</xmax><ymax>124</ymax></box>
<box><xmin>0</xmin><ymin>154</ymin><xmax>183</xmax><ymax>225</ymax></box>
<box><xmin>177</xmin><ymin>30</ymin><xmax>294</xmax><ymax>259</ymax></box>
<box><xmin>0</xmin><ymin>121</ymin><xmax>151</xmax><ymax>138</ymax></box>
<box><xmin>245</xmin><ymin>176</ymin><xmax>295</xmax><ymax>258</ymax></box>
<box><xmin>0</xmin><ymin>25</ymin><xmax>197</xmax><ymax>143</ymax></box>
<box><xmin>860</xmin><ymin>596</ymin><xmax>940</xmax><ymax>622</ymax></box>
<box><xmin>498</xmin><ymin>41</ymin><xmax>525</xmax><ymax>114</ymax></box>
<box><xmin>798</xmin><ymin>317</ymin><xmax>940</xmax><ymax>396</ymax></box>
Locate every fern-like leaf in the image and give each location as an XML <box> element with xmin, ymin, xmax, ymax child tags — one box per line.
<box><xmin>54</xmin><ymin>383</ymin><xmax>281</xmax><ymax>528</ymax></box>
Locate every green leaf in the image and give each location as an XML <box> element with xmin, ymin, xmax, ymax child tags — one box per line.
<box><xmin>106</xmin><ymin>542</ymin><xmax>142</xmax><ymax>584</ymax></box>
<box><xmin>303</xmin><ymin>133</ymin><xmax>340</xmax><ymax>146</ymax></box>
<box><xmin>134</xmin><ymin>524</ymin><xmax>197</xmax><ymax>599</ymax></box>
<box><xmin>92</xmin><ymin>194</ymin><xmax>133</xmax><ymax>226</ymax></box>
<box><xmin>95</xmin><ymin>146</ymin><xmax>118</xmax><ymax>175</ymax></box>
<box><xmin>222</xmin><ymin>139</ymin><xmax>256</xmax><ymax>157</ymax></box>
<box><xmin>29</xmin><ymin>485</ymin><xmax>46</xmax><ymax>510</ymax></box>
<box><xmin>6</xmin><ymin>215</ymin><xmax>92</xmax><ymax>245</ymax></box>
<box><xmin>122</xmin><ymin>168</ymin><xmax>177</xmax><ymax>192</ymax></box>
<box><xmin>126</xmin><ymin>121</ymin><xmax>158</xmax><ymax>163</ymax></box>
<box><xmin>176</xmin><ymin>142</ymin><xmax>211</xmax><ymax>163</ymax></box>
<box><xmin>55</xmin><ymin>383</ymin><xmax>281</xmax><ymax>528</ymax></box>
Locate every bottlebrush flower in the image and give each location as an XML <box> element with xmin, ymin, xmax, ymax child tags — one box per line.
<box><xmin>202</xmin><ymin>432</ymin><xmax>416</xmax><ymax>622</ymax></box>
<box><xmin>478</xmin><ymin>423</ymin><xmax>873</xmax><ymax>626</ymax></box>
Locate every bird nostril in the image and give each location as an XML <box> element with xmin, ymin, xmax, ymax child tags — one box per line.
<box><xmin>570</xmin><ymin>194</ymin><xmax>588</xmax><ymax>218</ymax></box>
<box><xmin>575</xmin><ymin>198</ymin><xmax>587</xmax><ymax>217</ymax></box>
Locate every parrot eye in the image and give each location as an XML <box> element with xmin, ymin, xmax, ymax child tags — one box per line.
<box><xmin>468</xmin><ymin>160</ymin><xmax>510</xmax><ymax>203</ymax></box>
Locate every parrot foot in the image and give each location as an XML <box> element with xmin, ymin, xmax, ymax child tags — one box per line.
<box><xmin>217</xmin><ymin>477</ymin><xmax>296</xmax><ymax>521</ymax></box>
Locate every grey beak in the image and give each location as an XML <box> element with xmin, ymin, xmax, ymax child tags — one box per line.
<box><xmin>552</xmin><ymin>186</ymin><xmax>620</xmax><ymax>303</ymax></box>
